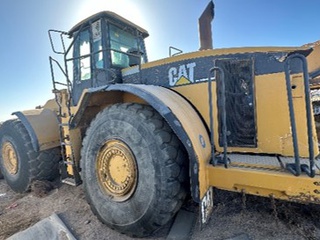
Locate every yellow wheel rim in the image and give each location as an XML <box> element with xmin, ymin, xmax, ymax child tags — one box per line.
<box><xmin>2</xmin><ymin>141</ymin><xmax>18</xmax><ymax>175</ymax></box>
<box><xmin>96</xmin><ymin>140</ymin><xmax>137</xmax><ymax>202</ymax></box>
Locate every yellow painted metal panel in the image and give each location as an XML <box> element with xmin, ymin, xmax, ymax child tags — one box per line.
<box><xmin>173</xmin><ymin>82</ymin><xmax>211</xmax><ymax>127</ymax></box>
<box><xmin>141</xmin><ymin>47</ymin><xmax>309</xmax><ymax>69</ymax></box>
<box><xmin>174</xmin><ymin>73</ymin><xmax>319</xmax><ymax>157</ymax></box>
<box><xmin>20</xmin><ymin>109</ymin><xmax>60</xmax><ymax>151</ymax></box>
<box><xmin>207</xmin><ymin>165</ymin><xmax>320</xmax><ymax>202</ymax></box>
<box><xmin>306</xmin><ymin>43</ymin><xmax>320</xmax><ymax>73</ymax></box>
<box><xmin>254</xmin><ymin>73</ymin><xmax>318</xmax><ymax>157</ymax></box>
<box><xmin>254</xmin><ymin>73</ymin><xmax>292</xmax><ymax>154</ymax></box>
<box><xmin>42</xmin><ymin>99</ymin><xmax>59</xmax><ymax>111</ymax></box>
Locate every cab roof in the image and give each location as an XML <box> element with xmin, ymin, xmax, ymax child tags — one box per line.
<box><xmin>69</xmin><ymin>11</ymin><xmax>149</xmax><ymax>38</ymax></box>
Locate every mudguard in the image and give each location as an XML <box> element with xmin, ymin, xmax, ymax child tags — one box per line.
<box><xmin>72</xmin><ymin>84</ymin><xmax>212</xmax><ymax>202</ymax></box>
<box><xmin>13</xmin><ymin>108</ymin><xmax>60</xmax><ymax>152</ymax></box>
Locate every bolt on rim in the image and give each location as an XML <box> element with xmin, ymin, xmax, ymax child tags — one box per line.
<box><xmin>96</xmin><ymin>139</ymin><xmax>137</xmax><ymax>202</ymax></box>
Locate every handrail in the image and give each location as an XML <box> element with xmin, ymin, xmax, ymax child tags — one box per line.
<box><xmin>284</xmin><ymin>53</ymin><xmax>315</xmax><ymax>177</ymax></box>
<box><xmin>65</xmin><ymin>48</ymin><xmax>142</xmax><ymax>63</ymax></box>
<box><xmin>49</xmin><ymin>57</ymin><xmax>72</xmax><ymax>91</ymax></box>
<box><xmin>208</xmin><ymin>66</ymin><xmax>228</xmax><ymax>168</ymax></box>
<box><xmin>169</xmin><ymin>46</ymin><xmax>183</xmax><ymax>57</ymax></box>
<box><xmin>48</xmin><ymin>30</ymin><xmax>68</xmax><ymax>55</ymax></box>
<box><xmin>310</xmin><ymin>68</ymin><xmax>320</xmax><ymax>79</ymax></box>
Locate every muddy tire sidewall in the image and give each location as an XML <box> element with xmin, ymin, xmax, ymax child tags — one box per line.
<box><xmin>0</xmin><ymin>120</ymin><xmax>61</xmax><ymax>192</ymax></box>
<box><xmin>0</xmin><ymin>125</ymin><xmax>31</xmax><ymax>192</ymax></box>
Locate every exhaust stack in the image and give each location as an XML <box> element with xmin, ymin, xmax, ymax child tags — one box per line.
<box><xmin>199</xmin><ymin>1</ymin><xmax>215</xmax><ymax>50</ymax></box>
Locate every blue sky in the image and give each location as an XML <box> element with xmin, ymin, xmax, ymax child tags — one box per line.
<box><xmin>1</xmin><ymin>0</ymin><xmax>319</xmax><ymax>121</ymax></box>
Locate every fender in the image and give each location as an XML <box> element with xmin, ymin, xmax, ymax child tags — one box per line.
<box><xmin>71</xmin><ymin>84</ymin><xmax>211</xmax><ymax>202</ymax></box>
<box><xmin>13</xmin><ymin>108</ymin><xmax>60</xmax><ymax>152</ymax></box>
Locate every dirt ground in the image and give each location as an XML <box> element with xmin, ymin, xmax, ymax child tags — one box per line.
<box><xmin>1</xmin><ymin>178</ymin><xmax>320</xmax><ymax>240</ymax></box>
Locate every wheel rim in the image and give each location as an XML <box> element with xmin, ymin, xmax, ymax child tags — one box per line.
<box><xmin>96</xmin><ymin>140</ymin><xmax>137</xmax><ymax>202</ymax></box>
<box><xmin>2</xmin><ymin>141</ymin><xmax>18</xmax><ymax>175</ymax></box>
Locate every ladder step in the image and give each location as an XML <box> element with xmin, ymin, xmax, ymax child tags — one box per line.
<box><xmin>227</xmin><ymin>154</ymin><xmax>280</xmax><ymax>166</ymax></box>
<box><xmin>54</xmin><ymin>81</ymin><xmax>68</xmax><ymax>87</ymax></box>
<box><xmin>62</xmin><ymin>177</ymin><xmax>79</xmax><ymax>187</ymax></box>
<box><xmin>63</xmin><ymin>161</ymin><xmax>74</xmax><ymax>165</ymax></box>
<box><xmin>59</xmin><ymin>123</ymin><xmax>69</xmax><ymax>126</ymax></box>
<box><xmin>59</xmin><ymin>113</ymin><xmax>67</xmax><ymax>118</ymax></box>
<box><xmin>61</xmin><ymin>142</ymin><xmax>71</xmax><ymax>146</ymax></box>
<box><xmin>216</xmin><ymin>153</ymin><xmax>320</xmax><ymax>174</ymax></box>
<box><xmin>62</xmin><ymin>135</ymin><xmax>70</xmax><ymax>141</ymax></box>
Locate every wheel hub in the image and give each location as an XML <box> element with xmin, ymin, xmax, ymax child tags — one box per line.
<box><xmin>2</xmin><ymin>141</ymin><xmax>18</xmax><ymax>175</ymax></box>
<box><xmin>96</xmin><ymin>140</ymin><xmax>137</xmax><ymax>202</ymax></box>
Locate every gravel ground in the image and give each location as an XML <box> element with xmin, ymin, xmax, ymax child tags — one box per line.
<box><xmin>1</xmin><ymin>178</ymin><xmax>320</xmax><ymax>240</ymax></box>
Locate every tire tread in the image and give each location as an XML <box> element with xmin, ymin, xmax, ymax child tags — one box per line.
<box><xmin>81</xmin><ymin>103</ymin><xmax>188</xmax><ymax>237</ymax></box>
<box><xmin>0</xmin><ymin>119</ymin><xmax>60</xmax><ymax>192</ymax></box>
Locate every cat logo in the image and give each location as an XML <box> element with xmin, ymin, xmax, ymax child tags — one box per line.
<box><xmin>168</xmin><ymin>62</ymin><xmax>196</xmax><ymax>86</ymax></box>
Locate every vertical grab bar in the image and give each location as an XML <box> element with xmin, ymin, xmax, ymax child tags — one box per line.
<box><xmin>284</xmin><ymin>53</ymin><xmax>315</xmax><ymax>177</ymax></box>
<box><xmin>284</xmin><ymin>57</ymin><xmax>301</xmax><ymax>176</ymax></box>
<box><xmin>208</xmin><ymin>66</ymin><xmax>228</xmax><ymax>168</ymax></box>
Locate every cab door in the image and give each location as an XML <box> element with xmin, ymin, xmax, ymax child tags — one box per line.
<box><xmin>72</xmin><ymin>28</ymin><xmax>92</xmax><ymax>105</ymax></box>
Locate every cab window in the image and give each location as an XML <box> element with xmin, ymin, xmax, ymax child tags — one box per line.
<box><xmin>109</xmin><ymin>24</ymin><xmax>140</xmax><ymax>68</ymax></box>
<box><xmin>79</xmin><ymin>30</ymin><xmax>91</xmax><ymax>80</ymax></box>
<box><xmin>92</xmin><ymin>20</ymin><xmax>104</xmax><ymax>69</ymax></box>
<box><xmin>74</xmin><ymin>29</ymin><xmax>91</xmax><ymax>82</ymax></box>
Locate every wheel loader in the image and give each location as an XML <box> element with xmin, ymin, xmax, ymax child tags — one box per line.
<box><xmin>1</xmin><ymin>1</ymin><xmax>320</xmax><ymax>237</ymax></box>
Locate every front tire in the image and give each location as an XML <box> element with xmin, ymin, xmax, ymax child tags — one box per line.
<box><xmin>0</xmin><ymin>119</ymin><xmax>60</xmax><ymax>193</ymax></box>
<box><xmin>81</xmin><ymin>103</ymin><xmax>188</xmax><ymax>237</ymax></box>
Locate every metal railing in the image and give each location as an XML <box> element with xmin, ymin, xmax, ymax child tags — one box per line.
<box><xmin>208</xmin><ymin>66</ymin><xmax>228</xmax><ymax>168</ymax></box>
<box><xmin>284</xmin><ymin>53</ymin><xmax>315</xmax><ymax>177</ymax></box>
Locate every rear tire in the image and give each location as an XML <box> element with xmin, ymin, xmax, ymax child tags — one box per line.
<box><xmin>81</xmin><ymin>103</ymin><xmax>188</xmax><ymax>237</ymax></box>
<box><xmin>0</xmin><ymin>119</ymin><xmax>61</xmax><ymax>193</ymax></box>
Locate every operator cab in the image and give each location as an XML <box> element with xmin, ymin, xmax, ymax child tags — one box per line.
<box><xmin>68</xmin><ymin>11</ymin><xmax>149</xmax><ymax>104</ymax></box>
